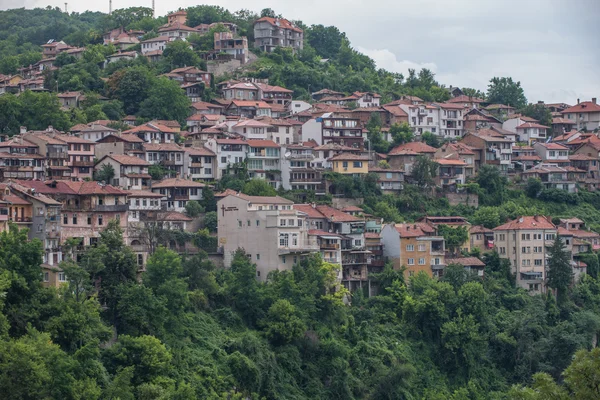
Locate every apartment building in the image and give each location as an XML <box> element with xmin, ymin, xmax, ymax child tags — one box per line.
<box><xmin>460</xmin><ymin>129</ymin><xmax>513</xmax><ymax>173</ymax></box>
<box><xmin>231</xmin><ymin>119</ymin><xmax>271</xmax><ymax>139</ymax></box>
<box><xmin>387</xmin><ymin>141</ymin><xmax>437</xmax><ymax>173</ymax></box>
<box><xmin>381</xmin><ymin>223</ymin><xmax>446</xmax><ymax>278</ymax></box>
<box><xmin>214</xmin><ymin>31</ymin><xmax>249</xmax><ymax>64</ymax></box>
<box><xmin>124</xmin><ymin>122</ymin><xmax>177</xmax><ymax>144</ymax></box>
<box><xmin>185</xmin><ymin>147</ymin><xmax>216</xmax><ymax>181</ymax></box>
<box><xmin>218</xmin><ymin>193</ymin><xmax>318</xmax><ymax>280</ymax></box>
<box><xmin>144</xmin><ymin>143</ymin><xmax>187</xmax><ymax>178</ymax></box>
<box><xmin>95</xmin><ymin>154</ymin><xmax>151</xmax><ymax>190</ymax></box>
<box><xmin>150</xmin><ymin>178</ymin><xmax>205</xmax><ymax>212</ymax></box>
<box><xmin>23</xmin><ymin>131</ymin><xmax>71</xmax><ymax>180</ymax></box>
<box><xmin>469</xmin><ymin>225</ymin><xmax>494</xmax><ymax>253</ymax></box>
<box><xmin>399</xmin><ymin>104</ymin><xmax>440</xmax><ymax>135</ymax></box>
<box><xmin>533</xmin><ymin>142</ymin><xmax>569</xmax><ymax>164</ymax></box>
<box><xmin>522</xmin><ymin>163</ymin><xmax>578</xmax><ymax>193</ymax></box>
<box><xmin>94</xmin><ymin>133</ymin><xmax>145</xmax><ymax>160</ymax></box>
<box><xmin>280</xmin><ymin>144</ymin><xmax>325</xmax><ymax>193</ymax></box>
<box><xmin>246</xmin><ymin>140</ymin><xmax>282</xmax><ymax>188</ymax></box>
<box><xmin>205</xmin><ymin>138</ymin><xmax>248</xmax><ymax>179</ymax></box>
<box><xmin>253</xmin><ymin>17</ymin><xmax>303</xmax><ymax>53</ymax></box>
<box><xmin>329</xmin><ymin>153</ymin><xmax>369</xmax><ymax>176</ymax></box>
<box><xmin>61</xmin><ymin>135</ymin><xmax>95</xmax><ymax>180</ymax></box>
<box><xmin>0</xmin><ymin>137</ymin><xmax>45</xmax><ymax>180</ymax></box>
<box><xmin>302</xmin><ymin>114</ymin><xmax>364</xmax><ymax>149</ymax></box>
<box><xmin>436</xmin><ymin>103</ymin><xmax>465</xmax><ymax>138</ymax></box>
<box><xmin>516</xmin><ymin>123</ymin><xmax>550</xmax><ymax>145</ymax></box>
<box><xmin>76</xmin><ymin>123</ymin><xmax>119</xmax><ymax>142</ymax></box>
<box><xmin>435</xmin><ymin>142</ymin><xmax>476</xmax><ymax>178</ymax></box>
<box><xmin>493</xmin><ymin>216</ymin><xmax>559</xmax><ymax>293</ymax></box>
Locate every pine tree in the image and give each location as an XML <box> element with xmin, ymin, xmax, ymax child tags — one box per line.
<box><xmin>546</xmin><ymin>235</ymin><xmax>572</xmax><ymax>303</ymax></box>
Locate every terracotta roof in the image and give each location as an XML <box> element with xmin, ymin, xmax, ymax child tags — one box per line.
<box><xmin>381</xmin><ymin>105</ymin><xmax>409</xmax><ymax>117</ymax></box>
<box><xmin>562</xmin><ymin>101</ymin><xmax>600</xmax><ymax>114</ymax></box>
<box><xmin>62</xmin><ymin>181</ymin><xmax>128</xmax><ymax>195</ymax></box>
<box><xmin>123</xmin><ymin>122</ymin><xmax>179</xmax><ymax>134</ymax></box>
<box><xmin>96</xmin><ymin>133</ymin><xmax>144</xmax><ymax>143</ymax></box>
<box><xmin>103</xmin><ymin>154</ymin><xmax>149</xmax><ymax>166</ymax></box>
<box><xmin>437</xmin><ymin>103</ymin><xmax>468</xmax><ymax>109</ymax></box>
<box><xmin>393</xmin><ymin>223</ymin><xmax>435</xmax><ymax>238</ymax></box>
<box><xmin>341</xmin><ymin>205</ymin><xmax>364</xmax><ymax>212</ymax></box>
<box><xmin>517</xmin><ymin>122</ymin><xmax>550</xmax><ymax>129</ymax></box>
<box><xmin>158</xmin><ymin>22</ymin><xmax>198</xmax><ymax>33</ymax></box>
<box><xmin>126</xmin><ymin>189</ymin><xmax>165</xmax><ymax>198</ymax></box>
<box><xmin>569</xmin><ymin>154</ymin><xmax>596</xmax><ymax>161</ymax></box>
<box><xmin>141</xmin><ymin>35</ymin><xmax>170</xmax><ymax>43</ymax></box>
<box><xmin>513</xmin><ymin>155</ymin><xmax>542</xmax><ymax>161</ymax></box>
<box><xmin>157</xmin><ymin>211</ymin><xmax>193</xmax><ymax>221</ymax></box>
<box><xmin>315</xmin><ymin>205</ymin><xmax>363</xmax><ymax>222</ymax></box>
<box><xmin>447</xmin><ymin>95</ymin><xmax>484</xmax><ymax>103</ymax></box>
<box><xmin>446</xmin><ymin>257</ymin><xmax>485</xmax><ymax>267</ymax></box>
<box><xmin>224</xmin><ymin>192</ymin><xmax>293</xmax><ymax>204</ymax></box>
<box><xmin>308</xmin><ymin>229</ymin><xmax>343</xmax><ymax>238</ymax></box>
<box><xmin>230</xmin><ymin>100</ymin><xmax>271</xmax><ymax>108</ymax></box>
<box><xmin>553</xmin><ymin>131</ymin><xmax>580</xmax><ymax>142</ymax></box>
<box><xmin>185</xmin><ymin>147</ymin><xmax>215</xmax><ymax>156</ymax></box>
<box><xmin>25</xmin><ymin>133</ymin><xmax>67</xmax><ymax>145</ymax></box>
<box><xmin>389</xmin><ymin>141</ymin><xmax>437</xmax><ymax>155</ymax></box>
<box><xmin>493</xmin><ymin>216</ymin><xmax>555</xmax><ymax>231</ymax></box>
<box><xmin>246</xmin><ymin>139</ymin><xmax>280</xmax><ymax>148</ymax></box>
<box><xmin>2</xmin><ymin>194</ymin><xmax>31</xmax><ymax>205</ymax></box>
<box><xmin>144</xmin><ymin>143</ymin><xmax>184</xmax><ymax>152</ymax></box>
<box><xmin>470</xmin><ymin>225</ymin><xmax>493</xmax><ymax>234</ymax></box>
<box><xmin>191</xmin><ymin>101</ymin><xmax>224</xmax><ymax>110</ymax></box>
<box><xmin>216</xmin><ymin>138</ymin><xmax>247</xmax><ymax>145</ymax></box>
<box><xmin>233</xmin><ymin>119</ymin><xmax>272</xmax><ymax>128</ymax></box>
<box><xmin>364</xmin><ymin>232</ymin><xmax>380</xmax><ymax>239</ymax></box>
<box><xmin>314</xmin><ymin>143</ymin><xmax>357</xmax><ymax>152</ymax></box>
<box><xmin>255</xmin><ymin>17</ymin><xmax>303</xmax><ymax>32</ymax></box>
<box><xmin>434</xmin><ymin>158</ymin><xmax>467</xmax><ymax>166</ymax></box>
<box><xmin>57</xmin><ymin>135</ymin><xmax>94</xmax><ymax>144</ymax></box>
<box><xmin>536</xmin><ymin>142</ymin><xmax>568</xmax><ymax>150</ymax></box>
<box><xmin>485</xmin><ymin>104</ymin><xmax>515</xmax><ymax>110</ymax></box>
<box><xmin>552</xmin><ymin>117</ymin><xmax>575</xmax><ymax>124</ymax></box>
<box><xmin>152</xmin><ymin>178</ymin><xmax>206</xmax><ymax>188</ymax></box>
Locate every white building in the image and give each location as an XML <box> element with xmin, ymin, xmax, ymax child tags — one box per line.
<box><xmin>205</xmin><ymin>138</ymin><xmax>248</xmax><ymax>179</ymax></box>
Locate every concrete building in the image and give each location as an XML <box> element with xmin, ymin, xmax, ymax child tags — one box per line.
<box><xmin>253</xmin><ymin>17</ymin><xmax>303</xmax><ymax>53</ymax></box>
<box><xmin>493</xmin><ymin>216</ymin><xmax>557</xmax><ymax>294</ymax></box>
<box><xmin>214</xmin><ymin>31</ymin><xmax>248</xmax><ymax>64</ymax></box>
<box><xmin>151</xmin><ymin>178</ymin><xmax>205</xmax><ymax>212</ymax></box>
<box><xmin>460</xmin><ymin>129</ymin><xmax>513</xmax><ymax>174</ymax></box>
<box><xmin>218</xmin><ymin>193</ymin><xmax>318</xmax><ymax>280</ymax></box>
<box><xmin>562</xmin><ymin>99</ymin><xmax>600</xmax><ymax>131</ymax></box>
<box><xmin>205</xmin><ymin>138</ymin><xmax>248</xmax><ymax>179</ymax></box>
<box><xmin>280</xmin><ymin>144</ymin><xmax>325</xmax><ymax>193</ymax></box>
<box><xmin>246</xmin><ymin>140</ymin><xmax>282</xmax><ymax>188</ymax></box>
<box><xmin>185</xmin><ymin>147</ymin><xmax>216</xmax><ymax>181</ymax></box>
<box><xmin>95</xmin><ymin>154</ymin><xmax>151</xmax><ymax>190</ymax></box>
<box><xmin>516</xmin><ymin>122</ymin><xmax>550</xmax><ymax>144</ymax></box>
<box><xmin>328</xmin><ymin>153</ymin><xmax>369</xmax><ymax>176</ymax></box>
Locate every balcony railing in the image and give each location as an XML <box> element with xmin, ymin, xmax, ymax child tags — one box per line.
<box><xmin>320</xmin><ymin>243</ymin><xmax>339</xmax><ymax>250</ymax></box>
<box><xmin>48</xmin><ymin>152</ymin><xmax>68</xmax><ymax>159</ymax></box>
<box><xmin>93</xmin><ymin>204</ymin><xmax>129</xmax><ymax>212</ymax></box>
<box><xmin>72</xmin><ymin>160</ymin><xmax>94</xmax><ymax>167</ymax></box>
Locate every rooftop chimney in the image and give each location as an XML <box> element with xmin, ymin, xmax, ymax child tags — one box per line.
<box><xmin>593</xmin><ymin>98</ymin><xmax>597</xmax><ymax>104</ymax></box>
<box><xmin>577</xmin><ymin>98</ymin><xmax>580</xmax><ymax>104</ymax></box>
<box><xmin>20</xmin><ymin>126</ymin><xmax>27</xmax><ymax>134</ymax></box>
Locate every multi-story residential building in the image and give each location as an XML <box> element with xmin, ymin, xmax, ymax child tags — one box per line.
<box><xmin>95</xmin><ymin>154</ymin><xmax>151</xmax><ymax>190</ymax></box>
<box><xmin>253</xmin><ymin>17</ymin><xmax>303</xmax><ymax>53</ymax></box>
<box><xmin>434</xmin><ymin>158</ymin><xmax>467</xmax><ymax>189</ymax></box>
<box><xmin>205</xmin><ymin>138</ymin><xmax>248</xmax><ymax>179</ymax></box>
<box><xmin>308</xmin><ymin>229</ymin><xmax>343</xmax><ymax>270</ymax></box>
<box><xmin>522</xmin><ymin>163</ymin><xmax>578</xmax><ymax>193</ymax></box>
<box><xmin>280</xmin><ymin>144</ymin><xmax>325</xmax><ymax>193</ymax></box>
<box><xmin>399</xmin><ymin>104</ymin><xmax>440</xmax><ymax>135</ymax></box>
<box><xmin>57</xmin><ymin>92</ymin><xmax>83</xmax><ymax>109</ymax></box>
<box><xmin>302</xmin><ymin>114</ymin><xmax>364</xmax><ymax>148</ymax></box>
<box><xmin>558</xmin><ymin>217</ymin><xmax>600</xmax><ymax>251</ymax></box>
<box><xmin>23</xmin><ymin>131</ymin><xmax>71</xmax><ymax>180</ymax></box>
<box><xmin>387</xmin><ymin>141</ymin><xmax>437</xmax><ymax>173</ymax></box>
<box><xmin>246</xmin><ymin>140</ymin><xmax>282</xmax><ymax>187</ymax></box>
<box><xmin>551</xmin><ymin>117</ymin><xmax>576</xmax><ymax>136</ymax></box>
<box><xmin>569</xmin><ymin>153</ymin><xmax>599</xmax><ymax>190</ymax></box>
<box><xmin>94</xmin><ymin>133</ymin><xmax>146</xmax><ymax>160</ymax></box>
<box><xmin>140</xmin><ymin>36</ymin><xmax>171</xmax><ymax>56</ymax></box>
<box><xmin>447</xmin><ymin>95</ymin><xmax>484</xmax><ymax>109</ymax></box>
<box><xmin>368</xmin><ymin>167</ymin><xmax>405</xmax><ymax>193</ymax></box>
<box><xmin>124</xmin><ymin>122</ymin><xmax>177</xmax><ymax>144</ymax></box>
<box><xmin>435</xmin><ymin>142</ymin><xmax>476</xmax><ymax>177</ymax></box>
<box><xmin>437</xmin><ymin>103</ymin><xmax>465</xmax><ymax>138</ymax></box>
<box><xmin>158</xmin><ymin>11</ymin><xmax>198</xmax><ymax>39</ymax></box>
<box><xmin>562</xmin><ymin>99</ymin><xmax>600</xmax><ymax>131</ymax></box>
<box><xmin>516</xmin><ymin>122</ymin><xmax>550</xmax><ymax>144</ymax></box>
<box><xmin>533</xmin><ymin>142</ymin><xmax>570</xmax><ymax>164</ymax></box>
<box><xmin>166</xmin><ymin>66</ymin><xmax>211</xmax><ymax>88</ymax></box>
<box><xmin>218</xmin><ymin>194</ymin><xmax>318</xmax><ymax>280</ymax></box>
<box><xmin>328</xmin><ymin>153</ymin><xmax>369</xmax><ymax>176</ymax></box>
<box><xmin>381</xmin><ymin>223</ymin><xmax>446</xmax><ymax>278</ymax></box>
<box><xmin>417</xmin><ymin>216</ymin><xmax>471</xmax><ymax>254</ymax></box>
<box><xmin>144</xmin><ymin>143</ymin><xmax>187</xmax><ymax>178</ymax></box>
<box><xmin>258</xmin><ymin>117</ymin><xmax>294</xmax><ymax>145</ymax></box>
<box><xmin>61</xmin><ymin>135</ymin><xmax>95</xmax><ymax>180</ymax></box>
<box><xmin>226</xmin><ymin>100</ymin><xmax>272</xmax><ymax>118</ymax></box>
<box><xmin>463</xmin><ymin>109</ymin><xmax>503</xmax><ymax>132</ymax></box>
<box><xmin>460</xmin><ymin>129</ymin><xmax>513</xmax><ymax>173</ymax></box>
<box><xmin>511</xmin><ymin>145</ymin><xmax>540</xmax><ymax>171</ymax></box>
<box><xmin>0</xmin><ymin>137</ymin><xmax>45</xmax><ymax>180</ymax></box>
<box><xmin>214</xmin><ymin>31</ymin><xmax>249</xmax><ymax>64</ymax></box>
<box><xmin>75</xmin><ymin>123</ymin><xmax>119</xmax><ymax>142</ymax></box>
<box><xmin>151</xmin><ymin>178</ymin><xmax>205</xmax><ymax>212</ymax></box>
<box><xmin>185</xmin><ymin>147</ymin><xmax>216</xmax><ymax>181</ymax></box>
<box><xmin>493</xmin><ymin>216</ymin><xmax>557</xmax><ymax>293</ymax></box>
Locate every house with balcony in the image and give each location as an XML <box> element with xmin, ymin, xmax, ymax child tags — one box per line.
<box><xmin>446</xmin><ymin>95</ymin><xmax>484</xmax><ymax>109</ymax></box>
<box><xmin>436</xmin><ymin>103</ymin><xmax>465</xmax><ymax>138</ymax></box>
<box><xmin>246</xmin><ymin>140</ymin><xmax>282</xmax><ymax>188</ymax></box>
<box><xmin>226</xmin><ymin>100</ymin><xmax>272</xmax><ymax>119</ymax></box>
<box><xmin>516</xmin><ymin>122</ymin><xmax>550</xmax><ymax>144</ymax></box>
<box><xmin>257</xmin><ymin>117</ymin><xmax>294</xmax><ymax>145</ymax></box>
<box><xmin>493</xmin><ymin>216</ymin><xmax>559</xmax><ymax>293</ymax></box>
<box><xmin>502</xmin><ymin>115</ymin><xmax>540</xmax><ymax>133</ymax></box>
<box><xmin>214</xmin><ymin>31</ymin><xmax>249</xmax><ymax>64</ymax></box>
<box><xmin>381</xmin><ymin>223</ymin><xmax>446</xmax><ymax>278</ymax></box>
<box><xmin>185</xmin><ymin>147</ymin><xmax>216</xmax><ymax>181</ymax></box>
<box><xmin>75</xmin><ymin>123</ymin><xmax>118</xmax><ymax>142</ymax></box>
<box><xmin>569</xmin><ymin>153</ymin><xmax>599</xmax><ymax>190</ymax></box>
<box><xmin>151</xmin><ymin>178</ymin><xmax>205</xmax><ymax>212</ymax></box>
<box><xmin>460</xmin><ymin>129</ymin><xmax>513</xmax><ymax>173</ymax></box>
<box><xmin>280</xmin><ymin>144</ymin><xmax>325</xmax><ymax>193</ymax></box>
<box><xmin>158</xmin><ymin>11</ymin><xmax>198</xmax><ymax>39</ymax></box>
<box><xmin>435</xmin><ymin>142</ymin><xmax>476</xmax><ymax>178</ymax></box>
<box><xmin>562</xmin><ymin>99</ymin><xmax>600</xmax><ymax>131</ymax></box>
<box><xmin>140</xmin><ymin>35</ymin><xmax>171</xmax><ymax>57</ymax></box>
<box><xmin>167</xmin><ymin>66</ymin><xmax>211</xmax><ymax>88</ymax></box>
<box><xmin>434</xmin><ymin>158</ymin><xmax>467</xmax><ymax>189</ymax></box>
<box><xmin>522</xmin><ymin>163</ymin><xmax>578</xmax><ymax>193</ymax></box>
<box><xmin>23</xmin><ymin>131</ymin><xmax>71</xmax><ymax>180</ymax></box>
<box><xmin>551</xmin><ymin>117</ymin><xmax>576</xmax><ymax>137</ymax></box>
<box><xmin>417</xmin><ymin>216</ymin><xmax>472</xmax><ymax>254</ymax></box>
<box><xmin>253</xmin><ymin>17</ymin><xmax>303</xmax><ymax>53</ymax></box>
<box><xmin>329</xmin><ymin>153</ymin><xmax>369</xmax><ymax>176</ymax></box>
<box><xmin>484</xmin><ymin>104</ymin><xmax>516</xmax><ymax>118</ymax></box>
<box><xmin>57</xmin><ymin>92</ymin><xmax>83</xmax><ymax>109</ymax></box>
<box><xmin>559</xmin><ymin>217</ymin><xmax>600</xmax><ymax>252</ymax></box>
<box><xmin>96</xmin><ymin>154</ymin><xmax>151</xmax><ymax>190</ymax></box>
<box><xmin>0</xmin><ymin>137</ymin><xmax>45</xmax><ymax>180</ymax></box>
<box><xmin>306</xmin><ymin>114</ymin><xmax>365</xmax><ymax>149</ymax></box>
<box><xmin>59</xmin><ymin>135</ymin><xmax>95</xmax><ymax>180</ymax></box>
<box><xmin>205</xmin><ymin>138</ymin><xmax>248</xmax><ymax>179</ymax></box>
<box><xmin>469</xmin><ymin>225</ymin><xmax>494</xmax><ymax>253</ymax></box>
<box><xmin>399</xmin><ymin>104</ymin><xmax>440</xmax><ymax>136</ymax></box>
<box><xmin>511</xmin><ymin>145</ymin><xmax>540</xmax><ymax>171</ymax></box>
<box><xmin>368</xmin><ymin>167</ymin><xmax>405</xmax><ymax>193</ymax></box>
<box><xmin>308</xmin><ymin>229</ymin><xmax>343</xmax><ymax>275</ymax></box>
<box><xmin>144</xmin><ymin>143</ymin><xmax>187</xmax><ymax>178</ymax></box>
<box><xmin>218</xmin><ymin>194</ymin><xmax>318</xmax><ymax>280</ymax></box>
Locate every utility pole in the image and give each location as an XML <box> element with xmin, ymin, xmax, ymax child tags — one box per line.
<box><xmin>64</xmin><ymin>3</ymin><xmax>67</xmax><ymax>13</ymax></box>
<box><xmin>152</xmin><ymin>0</ymin><xmax>155</xmax><ymax>18</ymax></box>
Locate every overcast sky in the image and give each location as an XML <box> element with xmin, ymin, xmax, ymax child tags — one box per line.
<box><xmin>4</xmin><ymin>0</ymin><xmax>600</xmax><ymax>104</ymax></box>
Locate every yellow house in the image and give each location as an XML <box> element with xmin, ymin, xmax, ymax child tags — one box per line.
<box><xmin>329</xmin><ymin>153</ymin><xmax>369</xmax><ymax>175</ymax></box>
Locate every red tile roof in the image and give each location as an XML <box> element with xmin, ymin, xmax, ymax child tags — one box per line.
<box><xmin>246</xmin><ymin>139</ymin><xmax>279</xmax><ymax>148</ymax></box>
<box><xmin>394</xmin><ymin>223</ymin><xmax>435</xmax><ymax>238</ymax></box>
<box><xmin>536</xmin><ymin>142</ymin><xmax>568</xmax><ymax>150</ymax></box>
<box><xmin>389</xmin><ymin>141</ymin><xmax>437</xmax><ymax>155</ymax></box>
<box><xmin>517</xmin><ymin>122</ymin><xmax>550</xmax><ymax>129</ymax></box>
<box><xmin>315</xmin><ymin>205</ymin><xmax>363</xmax><ymax>222</ymax></box>
<box><xmin>126</xmin><ymin>189</ymin><xmax>166</xmax><ymax>198</ymax></box>
<box><xmin>447</xmin><ymin>95</ymin><xmax>484</xmax><ymax>103</ymax></box>
<box><xmin>562</xmin><ymin>101</ymin><xmax>600</xmax><ymax>114</ymax></box>
<box><xmin>124</xmin><ymin>122</ymin><xmax>179</xmax><ymax>134</ymax></box>
<box><xmin>185</xmin><ymin>147</ymin><xmax>215</xmax><ymax>156</ymax></box>
<box><xmin>62</xmin><ymin>181</ymin><xmax>128</xmax><ymax>195</ymax></box>
<box><xmin>216</xmin><ymin>138</ymin><xmax>247</xmax><ymax>145</ymax></box>
<box><xmin>143</xmin><ymin>143</ymin><xmax>184</xmax><ymax>152</ymax></box>
<box><xmin>255</xmin><ymin>17</ymin><xmax>303</xmax><ymax>32</ymax></box>
<box><xmin>103</xmin><ymin>154</ymin><xmax>149</xmax><ymax>166</ymax></box>
<box><xmin>493</xmin><ymin>216</ymin><xmax>555</xmax><ymax>231</ymax></box>
<box><xmin>434</xmin><ymin>158</ymin><xmax>467</xmax><ymax>166</ymax></box>
<box><xmin>446</xmin><ymin>257</ymin><xmax>485</xmax><ymax>267</ymax></box>
<box><xmin>151</xmin><ymin>178</ymin><xmax>206</xmax><ymax>188</ymax></box>
<box><xmin>328</xmin><ymin>153</ymin><xmax>369</xmax><ymax>161</ymax></box>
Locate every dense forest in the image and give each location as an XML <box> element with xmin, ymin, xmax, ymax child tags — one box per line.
<box><xmin>1</xmin><ymin>6</ymin><xmax>600</xmax><ymax>399</ymax></box>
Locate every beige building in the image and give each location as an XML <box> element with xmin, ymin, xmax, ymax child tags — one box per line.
<box><xmin>217</xmin><ymin>193</ymin><xmax>319</xmax><ymax>281</ymax></box>
<box><xmin>493</xmin><ymin>216</ymin><xmax>557</xmax><ymax>294</ymax></box>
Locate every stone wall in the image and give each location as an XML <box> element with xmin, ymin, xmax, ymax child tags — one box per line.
<box><xmin>445</xmin><ymin>193</ymin><xmax>479</xmax><ymax>208</ymax></box>
<box><xmin>207</xmin><ymin>59</ymin><xmax>242</xmax><ymax>77</ymax></box>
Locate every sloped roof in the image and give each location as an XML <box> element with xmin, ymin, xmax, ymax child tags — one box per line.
<box><xmin>246</xmin><ymin>139</ymin><xmax>280</xmax><ymax>148</ymax></box>
<box><xmin>562</xmin><ymin>101</ymin><xmax>600</xmax><ymax>114</ymax></box>
<box><xmin>102</xmin><ymin>154</ymin><xmax>149</xmax><ymax>166</ymax></box>
<box><xmin>389</xmin><ymin>141</ymin><xmax>437</xmax><ymax>155</ymax></box>
<box><xmin>254</xmin><ymin>17</ymin><xmax>303</xmax><ymax>33</ymax></box>
<box><xmin>493</xmin><ymin>216</ymin><xmax>555</xmax><ymax>231</ymax></box>
<box><xmin>152</xmin><ymin>178</ymin><xmax>206</xmax><ymax>188</ymax></box>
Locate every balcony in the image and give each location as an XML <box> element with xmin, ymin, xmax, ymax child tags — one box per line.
<box><xmin>72</xmin><ymin>160</ymin><xmax>94</xmax><ymax>167</ymax></box>
<box><xmin>417</xmin><ymin>109</ymin><xmax>428</xmax><ymax>115</ymax></box>
<box><xmin>289</xmin><ymin>153</ymin><xmax>315</xmax><ymax>160</ymax></box>
<box><xmin>46</xmin><ymin>230</ymin><xmax>60</xmax><ymax>238</ymax></box>
<box><xmin>94</xmin><ymin>204</ymin><xmax>129</xmax><ymax>212</ymax></box>
<box><xmin>10</xmin><ymin>217</ymin><xmax>32</xmax><ymax>223</ymax></box>
<box><xmin>48</xmin><ymin>151</ymin><xmax>68</xmax><ymax>159</ymax></box>
<box><xmin>320</xmin><ymin>243</ymin><xmax>339</xmax><ymax>250</ymax></box>
<box><xmin>323</xmin><ymin>257</ymin><xmax>340</xmax><ymax>263</ymax></box>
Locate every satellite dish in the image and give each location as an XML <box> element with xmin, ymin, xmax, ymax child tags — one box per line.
<box><xmin>284</xmin><ymin>151</ymin><xmax>291</xmax><ymax>159</ymax></box>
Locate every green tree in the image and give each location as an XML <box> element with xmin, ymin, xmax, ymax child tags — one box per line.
<box><xmin>461</xmin><ymin>88</ymin><xmax>486</xmax><ymax>99</ymax></box>
<box><xmin>475</xmin><ymin>164</ymin><xmax>507</xmax><ymax>206</ymax></box>
<box><xmin>437</xmin><ymin>225</ymin><xmax>468</xmax><ymax>255</ymax></box>
<box><xmin>262</xmin><ymin>299</ymin><xmax>306</xmax><ymax>345</ymax></box>
<box><xmin>472</xmin><ymin>206</ymin><xmax>501</xmax><ymax>229</ymax></box>
<box><xmin>107</xmin><ymin>66</ymin><xmax>154</xmax><ymax>115</ymax></box>
<box><xmin>184</xmin><ymin>200</ymin><xmax>204</xmax><ymax>217</ymax></box>
<box><xmin>94</xmin><ymin>163</ymin><xmax>115</xmax><ymax>183</ymax></box>
<box><xmin>487</xmin><ymin>77</ymin><xmax>527</xmax><ymax>109</ymax></box>
<box><xmin>242</xmin><ymin>179</ymin><xmax>277</xmax><ymax>196</ymax></box>
<box><xmin>306</xmin><ymin>24</ymin><xmax>346</xmax><ymax>58</ymax></box>
<box><xmin>138</xmin><ymin>77</ymin><xmax>191</xmax><ymax>124</ymax></box>
<box><xmin>520</xmin><ymin>103</ymin><xmax>552</xmax><ymax>127</ymax></box>
<box><xmin>564</xmin><ymin>347</ymin><xmax>600</xmax><ymax>399</ymax></box>
<box><xmin>144</xmin><ymin>247</ymin><xmax>188</xmax><ymax>314</ymax></box>
<box><xmin>390</xmin><ymin>122</ymin><xmax>414</xmax><ymax>145</ymax></box>
<box><xmin>203</xmin><ymin>211</ymin><xmax>218</xmax><ymax>233</ymax></box>
<box><xmin>421</xmin><ymin>131</ymin><xmax>441</xmax><ymax>148</ymax></box>
<box><xmin>547</xmin><ymin>235</ymin><xmax>573</xmax><ymax>303</ymax></box>
<box><xmin>525</xmin><ymin>178</ymin><xmax>543</xmax><ymax>198</ymax></box>
<box><xmin>163</xmin><ymin>40</ymin><xmax>201</xmax><ymax>69</ymax></box>
<box><xmin>411</xmin><ymin>155</ymin><xmax>438</xmax><ymax>187</ymax></box>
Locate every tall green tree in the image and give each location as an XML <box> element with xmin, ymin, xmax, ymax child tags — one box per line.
<box><xmin>546</xmin><ymin>235</ymin><xmax>573</xmax><ymax>303</ymax></box>
<box><xmin>163</xmin><ymin>40</ymin><xmax>201</xmax><ymax>69</ymax></box>
<box><xmin>486</xmin><ymin>77</ymin><xmax>527</xmax><ymax>109</ymax></box>
<box><xmin>138</xmin><ymin>77</ymin><xmax>191</xmax><ymax>124</ymax></box>
<box><xmin>411</xmin><ymin>156</ymin><xmax>438</xmax><ymax>187</ymax></box>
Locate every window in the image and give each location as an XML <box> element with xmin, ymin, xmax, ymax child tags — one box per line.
<box><xmin>297</xmin><ymin>219</ymin><xmax>302</xmax><ymax>227</ymax></box>
<box><xmin>279</xmin><ymin>233</ymin><xmax>289</xmax><ymax>247</ymax></box>
<box><xmin>247</xmin><ymin>220</ymin><xmax>250</xmax><ymax>226</ymax></box>
<box><xmin>342</xmin><ymin>161</ymin><xmax>348</xmax><ymax>168</ymax></box>
<box><xmin>72</xmin><ymin>214</ymin><xmax>77</xmax><ymax>225</ymax></box>
<box><xmin>533</xmin><ymin>233</ymin><xmax>542</xmax><ymax>240</ymax></box>
<box><xmin>256</xmin><ymin>254</ymin><xmax>260</xmax><ymax>260</ymax></box>
<box><xmin>98</xmin><ymin>215</ymin><xmax>103</xmax><ymax>226</ymax></box>
<box><xmin>280</xmin><ymin>219</ymin><xmax>286</xmax><ymax>226</ymax></box>
<box><xmin>406</xmin><ymin>244</ymin><xmax>414</xmax><ymax>251</ymax></box>
<box><xmin>521</xmin><ymin>233</ymin><xmax>531</xmax><ymax>240</ymax></box>
<box><xmin>534</xmin><ymin>259</ymin><xmax>543</xmax><ymax>266</ymax></box>
<box><xmin>418</xmin><ymin>244</ymin><xmax>426</xmax><ymax>252</ymax></box>
<box><xmin>63</xmin><ymin>214</ymin><xmax>68</xmax><ymax>224</ymax></box>
<box><xmin>256</xmin><ymin>220</ymin><xmax>260</xmax><ymax>226</ymax></box>
<box><xmin>58</xmin><ymin>272</ymin><xmax>66</xmax><ymax>282</ymax></box>
<box><xmin>522</xmin><ymin>259</ymin><xmax>531</xmax><ymax>266</ymax></box>
<box><xmin>288</xmin><ymin>219</ymin><xmax>295</xmax><ymax>226</ymax></box>
<box><xmin>87</xmin><ymin>214</ymin><xmax>92</xmax><ymax>225</ymax></box>
<box><xmin>137</xmin><ymin>254</ymin><xmax>144</xmax><ymax>265</ymax></box>
<box><xmin>545</xmin><ymin>233</ymin><xmax>556</xmax><ymax>240</ymax></box>
<box><xmin>43</xmin><ymin>272</ymin><xmax>49</xmax><ymax>282</ymax></box>
<box><xmin>221</xmin><ymin>156</ymin><xmax>227</xmax><ymax>163</ymax></box>
<box><xmin>521</xmin><ymin>246</ymin><xmax>531</xmax><ymax>254</ymax></box>
<box><xmin>282</xmin><ymin>256</ymin><xmax>286</xmax><ymax>264</ymax></box>
<box><xmin>353</xmin><ymin>161</ymin><xmax>362</xmax><ymax>168</ymax></box>
<box><xmin>418</xmin><ymin>258</ymin><xmax>425</xmax><ymax>265</ymax></box>
<box><xmin>238</xmin><ymin>220</ymin><xmax>242</xmax><ymax>228</ymax></box>
<box><xmin>499</xmin><ymin>247</ymin><xmax>506</xmax><ymax>254</ymax></box>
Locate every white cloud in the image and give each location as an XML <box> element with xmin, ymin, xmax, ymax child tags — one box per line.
<box><xmin>356</xmin><ymin>47</ymin><xmax>437</xmax><ymax>77</ymax></box>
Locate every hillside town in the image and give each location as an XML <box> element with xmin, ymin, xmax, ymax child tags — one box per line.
<box><xmin>0</xmin><ymin>10</ymin><xmax>599</xmax><ymax>297</ymax></box>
